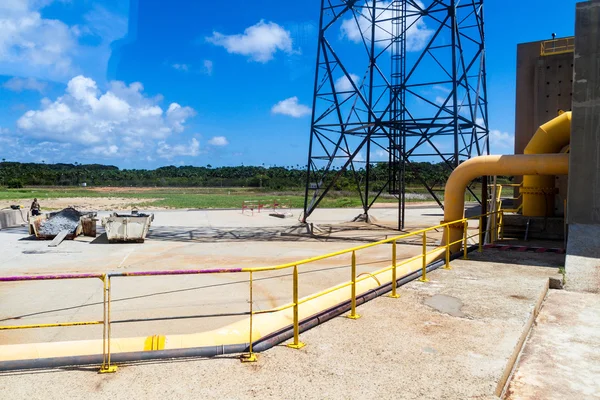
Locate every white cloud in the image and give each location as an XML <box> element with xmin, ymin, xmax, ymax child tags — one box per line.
<box><xmin>0</xmin><ymin>2</ymin><xmax>127</xmax><ymax>81</ymax></box>
<box><xmin>157</xmin><ymin>138</ymin><xmax>200</xmax><ymax>159</ymax></box>
<box><xmin>16</xmin><ymin>75</ymin><xmax>196</xmax><ymax>154</ymax></box>
<box><xmin>372</xmin><ymin>149</ymin><xmax>388</xmax><ymax>159</ymax></box>
<box><xmin>3</xmin><ymin>77</ymin><xmax>47</xmax><ymax>92</ymax></box>
<box><xmin>271</xmin><ymin>97</ymin><xmax>311</xmax><ymax>118</ymax></box>
<box><xmin>207</xmin><ymin>136</ymin><xmax>229</xmax><ymax>146</ymax></box>
<box><xmin>340</xmin><ymin>1</ymin><xmax>433</xmax><ymax>52</ymax></box>
<box><xmin>203</xmin><ymin>60</ymin><xmax>213</xmax><ymax>75</ymax></box>
<box><xmin>207</xmin><ymin>20</ymin><xmax>294</xmax><ymax>63</ymax></box>
<box><xmin>172</xmin><ymin>63</ymin><xmax>190</xmax><ymax>72</ymax></box>
<box><xmin>353</xmin><ymin>152</ymin><xmax>366</xmax><ymax>163</ymax></box>
<box><xmin>489</xmin><ymin>129</ymin><xmax>514</xmax><ymax>151</ymax></box>
<box><xmin>335</xmin><ymin>73</ymin><xmax>360</xmax><ymax>93</ymax></box>
<box><xmin>87</xmin><ymin>144</ymin><xmax>119</xmax><ymax>157</ymax></box>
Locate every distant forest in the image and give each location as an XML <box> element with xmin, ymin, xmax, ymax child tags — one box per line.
<box><xmin>0</xmin><ymin>161</ymin><xmax>468</xmax><ymax>191</ymax></box>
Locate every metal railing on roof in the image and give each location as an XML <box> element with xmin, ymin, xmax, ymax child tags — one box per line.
<box><xmin>540</xmin><ymin>37</ymin><xmax>575</xmax><ymax>56</ymax></box>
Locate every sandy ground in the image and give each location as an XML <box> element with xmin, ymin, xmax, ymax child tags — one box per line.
<box><xmin>0</xmin><ymin>250</ymin><xmax>563</xmax><ymax>400</ymax></box>
<box><xmin>0</xmin><ymin>197</ymin><xmax>160</xmax><ymax>212</ymax></box>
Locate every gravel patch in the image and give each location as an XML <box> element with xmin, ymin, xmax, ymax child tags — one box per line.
<box><xmin>39</xmin><ymin>208</ymin><xmax>81</xmax><ymax>235</ymax></box>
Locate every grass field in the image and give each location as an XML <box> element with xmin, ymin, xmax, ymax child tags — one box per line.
<box><xmin>0</xmin><ymin>186</ymin><xmax>481</xmax><ymax>210</ymax></box>
<box><xmin>0</xmin><ymin>187</ymin><xmax>366</xmax><ymax>209</ymax></box>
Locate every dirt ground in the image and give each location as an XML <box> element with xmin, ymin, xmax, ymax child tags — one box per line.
<box><xmin>0</xmin><ymin>197</ymin><xmax>160</xmax><ymax>212</ymax></box>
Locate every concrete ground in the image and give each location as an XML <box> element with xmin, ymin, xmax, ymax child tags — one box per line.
<box><xmin>0</xmin><ymin>207</ymin><xmax>457</xmax><ymax>345</ymax></box>
<box><xmin>505</xmin><ymin>290</ymin><xmax>600</xmax><ymax>399</ymax></box>
<box><xmin>0</xmin><ymin>249</ymin><xmax>563</xmax><ymax>399</ymax></box>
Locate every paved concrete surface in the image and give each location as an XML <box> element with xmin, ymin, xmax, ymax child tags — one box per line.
<box><xmin>0</xmin><ymin>250</ymin><xmax>562</xmax><ymax>399</ymax></box>
<box><xmin>0</xmin><ymin>207</ymin><xmax>456</xmax><ymax>344</ymax></box>
<box><xmin>566</xmin><ymin>224</ymin><xmax>600</xmax><ymax>293</ymax></box>
<box><xmin>505</xmin><ymin>290</ymin><xmax>600</xmax><ymax>399</ymax></box>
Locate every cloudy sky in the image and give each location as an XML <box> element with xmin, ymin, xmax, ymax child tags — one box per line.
<box><xmin>0</xmin><ymin>0</ymin><xmax>578</xmax><ymax>168</ymax></box>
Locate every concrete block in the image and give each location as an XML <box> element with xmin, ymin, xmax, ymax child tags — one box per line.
<box><xmin>0</xmin><ymin>209</ymin><xmax>27</xmax><ymax>230</ymax></box>
<box><xmin>565</xmin><ymin>224</ymin><xmax>600</xmax><ymax>293</ymax></box>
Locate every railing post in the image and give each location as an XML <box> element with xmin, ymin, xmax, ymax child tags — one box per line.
<box><xmin>418</xmin><ymin>231</ymin><xmax>429</xmax><ymax>282</ymax></box>
<box><xmin>444</xmin><ymin>225</ymin><xmax>451</xmax><ymax>270</ymax></box>
<box><xmin>388</xmin><ymin>240</ymin><xmax>400</xmax><ymax>298</ymax></box>
<box><xmin>99</xmin><ymin>275</ymin><xmax>117</xmax><ymax>373</ymax></box>
<box><xmin>478</xmin><ymin>216</ymin><xmax>483</xmax><ymax>253</ymax></box>
<box><xmin>463</xmin><ymin>221</ymin><xmax>469</xmax><ymax>260</ymax></box>
<box><xmin>347</xmin><ymin>251</ymin><xmax>361</xmax><ymax>319</ymax></box>
<box><xmin>500</xmin><ymin>210</ymin><xmax>505</xmax><ymax>240</ymax></box>
<box><xmin>287</xmin><ymin>266</ymin><xmax>305</xmax><ymax>349</ymax></box>
<box><xmin>241</xmin><ymin>271</ymin><xmax>257</xmax><ymax>362</ymax></box>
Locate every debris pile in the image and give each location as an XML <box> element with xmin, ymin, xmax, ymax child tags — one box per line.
<box><xmin>38</xmin><ymin>208</ymin><xmax>82</xmax><ymax>236</ymax></box>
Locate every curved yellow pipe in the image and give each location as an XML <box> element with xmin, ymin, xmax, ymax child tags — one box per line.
<box><xmin>443</xmin><ymin>154</ymin><xmax>569</xmax><ymax>252</ymax></box>
<box><xmin>522</xmin><ymin>112</ymin><xmax>571</xmax><ymax>217</ymax></box>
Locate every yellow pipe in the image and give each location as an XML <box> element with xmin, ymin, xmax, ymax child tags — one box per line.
<box><xmin>443</xmin><ymin>154</ymin><xmax>569</xmax><ymax>252</ymax></box>
<box><xmin>522</xmin><ymin>112</ymin><xmax>571</xmax><ymax>217</ymax></box>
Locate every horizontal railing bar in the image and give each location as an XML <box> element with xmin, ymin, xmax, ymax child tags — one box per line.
<box><xmin>0</xmin><ymin>321</ymin><xmax>103</xmax><ymax>330</ymax></box>
<box><xmin>0</xmin><ymin>273</ymin><xmax>104</xmax><ymax>282</ymax></box>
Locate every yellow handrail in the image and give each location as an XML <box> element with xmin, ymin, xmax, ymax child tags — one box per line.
<box><xmin>540</xmin><ymin>37</ymin><xmax>575</xmax><ymax>56</ymax></box>
<box><xmin>0</xmin><ymin>210</ymin><xmax>504</xmax><ymax>371</ymax></box>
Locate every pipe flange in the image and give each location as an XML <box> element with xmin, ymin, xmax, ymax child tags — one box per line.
<box><xmin>521</xmin><ymin>187</ymin><xmax>558</xmax><ymax>195</ymax></box>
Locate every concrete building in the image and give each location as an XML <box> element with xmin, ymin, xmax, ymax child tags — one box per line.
<box><xmin>565</xmin><ymin>0</ymin><xmax>600</xmax><ymax>294</ymax></box>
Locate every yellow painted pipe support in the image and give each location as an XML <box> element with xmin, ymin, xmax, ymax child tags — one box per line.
<box><xmin>443</xmin><ymin>154</ymin><xmax>569</xmax><ymax>253</ymax></box>
<box><xmin>522</xmin><ymin>112</ymin><xmax>571</xmax><ymax>217</ymax></box>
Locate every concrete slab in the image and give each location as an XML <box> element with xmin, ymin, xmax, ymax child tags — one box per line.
<box><xmin>565</xmin><ymin>224</ymin><xmax>600</xmax><ymax>293</ymax></box>
<box><xmin>0</xmin><ymin>250</ymin><xmax>562</xmax><ymax>399</ymax></box>
<box><xmin>505</xmin><ymin>290</ymin><xmax>600</xmax><ymax>399</ymax></box>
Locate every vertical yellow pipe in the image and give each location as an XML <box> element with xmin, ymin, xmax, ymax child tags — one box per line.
<box><xmin>419</xmin><ymin>232</ymin><xmax>429</xmax><ymax>282</ymax></box>
<box><xmin>99</xmin><ymin>275</ymin><xmax>117</xmax><ymax>373</ymax></box>
<box><xmin>478</xmin><ymin>216</ymin><xmax>483</xmax><ymax>252</ymax></box>
<box><xmin>389</xmin><ymin>240</ymin><xmax>400</xmax><ymax>298</ymax></box>
<box><xmin>287</xmin><ymin>266</ymin><xmax>305</xmax><ymax>349</ymax></box>
<box><xmin>463</xmin><ymin>221</ymin><xmax>469</xmax><ymax>259</ymax></box>
<box><xmin>241</xmin><ymin>271</ymin><xmax>257</xmax><ymax>362</ymax></box>
<box><xmin>444</xmin><ymin>225</ymin><xmax>451</xmax><ymax>269</ymax></box>
<box><xmin>522</xmin><ymin>112</ymin><xmax>571</xmax><ymax>217</ymax></box>
<box><xmin>347</xmin><ymin>251</ymin><xmax>361</xmax><ymax>319</ymax></box>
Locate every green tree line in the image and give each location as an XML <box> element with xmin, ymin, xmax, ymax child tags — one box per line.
<box><xmin>0</xmin><ymin>161</ymin><xmax>460</xmax><ymax>191</ymax></box>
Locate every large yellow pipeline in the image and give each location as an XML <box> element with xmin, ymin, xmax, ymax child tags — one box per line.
<box><xmin>443</xmin><ymin>154</ymin><xmax>569</xmax><ymax>252</ymax></box>
<box><xmin>522</xmin><ymin>112</ymin><xmax>571</xmax><ymax>216</ymax></box>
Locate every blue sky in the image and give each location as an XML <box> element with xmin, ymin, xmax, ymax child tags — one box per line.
<box><xmin>0</xmin><ymin>0</ymin><xmax>580</xmax><ymax>168</ymax></box>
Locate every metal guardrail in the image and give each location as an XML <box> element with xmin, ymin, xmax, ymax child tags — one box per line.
<box><xmin>0</xmin><ymin>211</ymin><xmax>504</xmax><ymax>372</ymax></box>
<box><xmin>489</xmin><ymin>183</ymin><xmax>523</xmax><ymax>214</ymax></box>
<box><xmin>540</xmin><ymin>37</ymin><xmax>575</xmax><ymax>56</ymax></box>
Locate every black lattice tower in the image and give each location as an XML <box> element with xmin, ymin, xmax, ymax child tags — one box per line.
<box><xmin>303</xmin><ymin>0</ymin><xmax>489</xmax><ymax>229</ymax></box>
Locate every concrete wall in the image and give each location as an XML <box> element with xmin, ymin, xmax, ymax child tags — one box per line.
<box><xmin>514</xmin><ymin>42</ymin><xmax>574</xmax><ymax>155</ymax></box>
<box><xmin>568</xmin><ymin>0</ymin><xmax>600</xmax><ymax>224</ymax></box>
<box><xmin>0</xmin><ymin>209</ymin><xmax>27</xmax><ymax>230</ymax></box>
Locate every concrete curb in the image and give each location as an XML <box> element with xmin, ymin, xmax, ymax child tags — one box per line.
<box><xmin>495</xmin><ymin>278</ymin><xmax>550</xmax><ymax>397</ymax></box>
